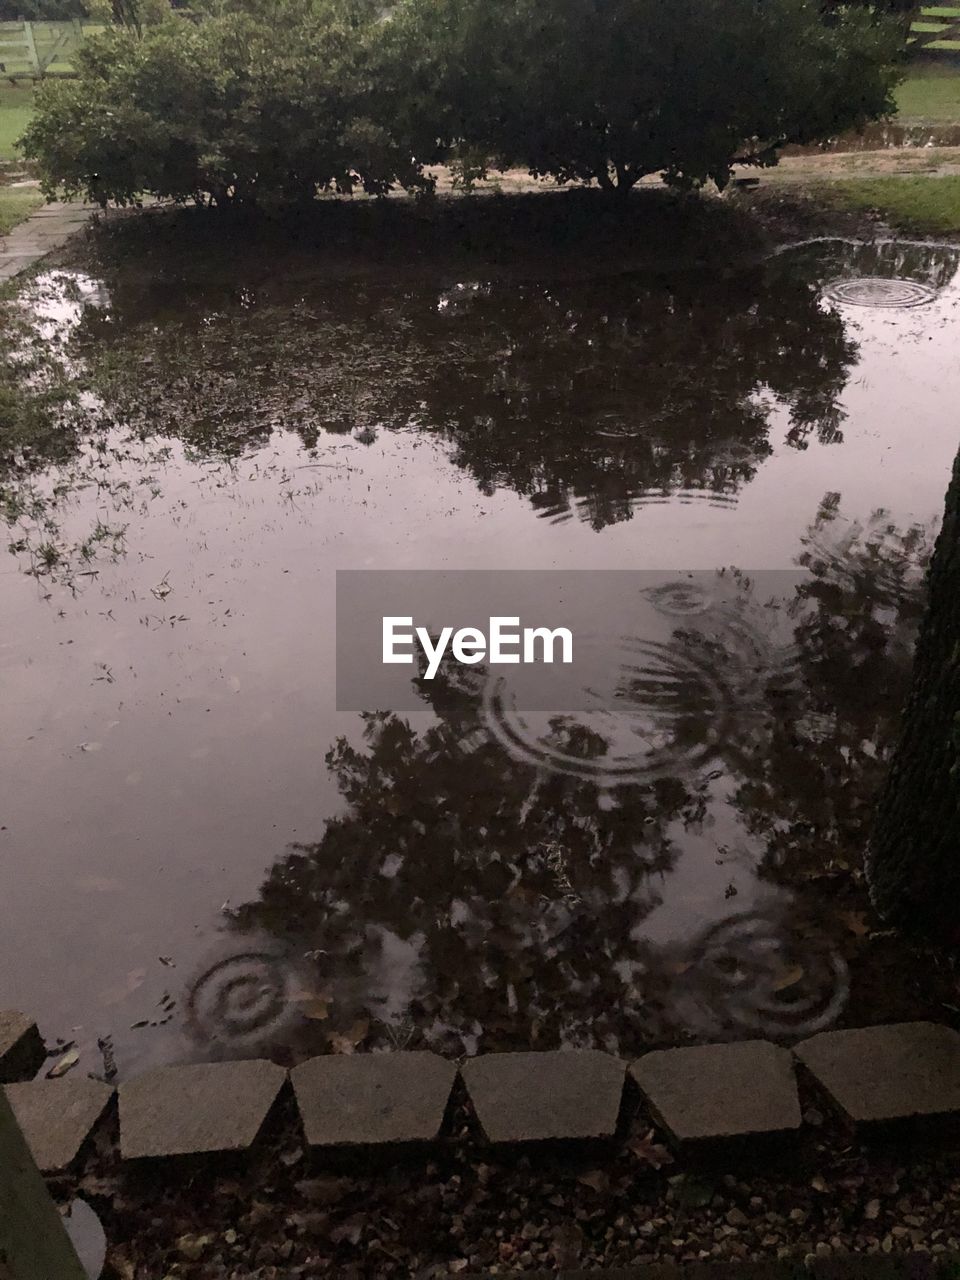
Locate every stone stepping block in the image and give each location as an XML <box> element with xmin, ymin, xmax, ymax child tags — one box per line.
<box><xmin>5</xmin><ymin>1078</ymin><xmax>114</xmax><ymax>1172</ymax></box>
<box><xmin>119</xmin><ymin>1060</ymin><xmax>287</xmax><ymax>1160</ymax></box>
<box><xmin>461</xmin><ymin>1050</ymin><xmax>626</xmax><ymax>1143</ymax></box>
<box><xmin>630</xmin><ymin>1041</ymin><xmax>801</xmax><ymax>1143</ymax></box>
<box><xmin>291</xmin><ymin>1051</ymin><xmax>457</xmax><ymax>1147</ymax></box>
<box><xmin>794</xmin><ymin>1022</ymin><xmax>960</xmax><ymax>1126</ymax></box>
<box><xmin>0</xmin><ymin>1011</ymin><xmax>45</xmax><ymax>1083</ymax></box>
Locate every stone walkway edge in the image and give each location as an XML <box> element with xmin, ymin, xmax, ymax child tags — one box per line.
<box><xmin>0</xmin><ymin>202</ymin><xmax>95</xmax><ymax>284</ymax></box>
<box><xmin>2</xmin><ymin>1018</ymin><xmax>959</xmax><ymax>1170</ymax></box>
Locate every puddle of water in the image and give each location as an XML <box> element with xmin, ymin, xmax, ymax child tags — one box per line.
<box><xmin>0</xmin><ymin>238</ymin><xmax>957</xmax><ymax>1074</ymax></box>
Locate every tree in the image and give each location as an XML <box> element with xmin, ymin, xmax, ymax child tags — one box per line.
<box><xmin>19</xmin><ymin>0</ymin><xmax>429</xmax><ymax>208</ymax></box>
<box><xmin>867</xmin><ymin>445</ymin><xmax>960</xmax><ymax>941</ymax></box>
<box><xmin>391</xmin><ymin>0</ymin><xmax>903</xmax><ymax>195</ymax></box>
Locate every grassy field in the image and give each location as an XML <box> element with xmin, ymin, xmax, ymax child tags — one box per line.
<box><xmin>895</xmin><ymin>62</ymin><xmax>960</xmax><ymax>120</ymax></box>
<box><xmin>821</xmin><ymin>175</ymin><xmax>960</xmax><ymax>232</ymax></box>
<box><xmin>0</xmin><ymin>187</ymin><xmax>42</xmax><ymax>234</ymax></box>
<box><xmin>0</xmin><ymin>82</ymin><xmax>35</xmax><ymax>163</ymax></box>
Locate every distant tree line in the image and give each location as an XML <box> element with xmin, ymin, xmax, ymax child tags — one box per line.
<box><xmin>19</xmin><ymin>0</ymin><xmax>905</xmax><ymax>209</ymax></box>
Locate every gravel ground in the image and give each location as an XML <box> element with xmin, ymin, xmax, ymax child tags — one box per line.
<box><xmin>52</xmin><ymin>1083</ymin><xmax>960</xmax><ymax>1280</ymax></box>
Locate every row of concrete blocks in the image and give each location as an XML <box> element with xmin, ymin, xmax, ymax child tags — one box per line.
<box><xmin>3</xmin><ymin>1012</ymin><xmax>960</xmax><ymax>1174</ymax></box>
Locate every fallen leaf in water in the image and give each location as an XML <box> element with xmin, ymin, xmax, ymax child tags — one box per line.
<box><xmin>328</xmin><ymin>1019</ymin><xmax>369</xmax><ymax>1054</ymax></box>
<box><xmin>298</xmin><ymin>995</ymin><xmax>331</xmax><ymax>1021</ymax></box>
<box><xmin>772</xmin><ymin>964</ymin><xmax>805</xmax><ymax>992</ymax></box>
<box><xmin>47</xmin><ymin>1048</ymin><xmax>80</xmax><ymax>1078</ymax></box>
<box><xmin>840</xmin><ymin>910</ymin><xmax>871</xmax><ymax>938</ymax></box>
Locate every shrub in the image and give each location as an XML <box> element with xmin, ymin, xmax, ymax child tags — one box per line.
<box><xmin>19</xmin><ymin>0</ymin><xmax>429</xmax><ymax>207</ymax></box>
<box><xmin>20</xmin><ymin>0</ymin><xmax>904</xmax><ymax>207</ymax></box>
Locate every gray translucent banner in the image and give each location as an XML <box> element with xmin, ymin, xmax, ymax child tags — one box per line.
<box><xmin>336</xmin><ymin>569</ymin><xmax>807</xmax><ymax>713</ymax></box>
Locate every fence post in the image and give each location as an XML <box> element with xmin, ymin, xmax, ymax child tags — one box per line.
<box><xmin>0</xmin><ymin>1088</ymin><xmax>87</xmax><ymax>1280</ymax></box>
<box><xmin>20</xmin><ymin>21</ymin><xmax>39</xmax><ymax>79</ymax></box>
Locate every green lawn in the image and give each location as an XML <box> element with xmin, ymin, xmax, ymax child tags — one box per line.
<box><xmin>0</xmin><ymin>187</ymin><xmax>42</xmax><ymax>235</ymax></box>
<box><xmin>0</xmin><ymin>82</ymin><xmax>35</xmax><ymax>163</ymax></box>
<box><xmin>895</xmin><ymin>65</ymin><xmax>960</xmax><ymax>121</ymax></box>
<box><xmin>823</xmin><ymin>175</ymin><xmax>960</xmax><ymax>233</ymax></box>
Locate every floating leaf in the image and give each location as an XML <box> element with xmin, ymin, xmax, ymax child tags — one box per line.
<box><xmin>772</xmin><ymin>963</ymin><xmax>805</xmax><ymax>992</ymax></box>
<box><xmin>299</xmin><ymin>995</ymin><xmax>332</xmax><ymax>1021</ymax></box>
<box><xmin>47</xmin><ymin>1048</ymin><xmax>80</xmax><ymax>1078</ymax></box>
<box><xmin>328</xmin><ymin>1018</ymin><xmax>369</xmax><ymax>1054</ymax></box>
<box><xmin>840</xmin><ymin>910</ymin><xmax>871</xmax><ymax>938</ymax></box>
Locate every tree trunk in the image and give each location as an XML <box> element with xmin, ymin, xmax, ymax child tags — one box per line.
<box><xmin>867</xmin><ymin>443</ymin><xmax>960</xmax><ymax>941</ymax></box>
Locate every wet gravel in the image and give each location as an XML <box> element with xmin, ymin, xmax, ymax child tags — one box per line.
<box><xmin>55</xmin><ymin>1089</ymin><xmax>960</xmax><ymax>1279</ymax></box>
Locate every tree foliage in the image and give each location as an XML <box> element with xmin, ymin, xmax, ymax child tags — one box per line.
<box><xmin>19</xmin><ymin>0</ymin><xmax>430</xmax><ymax>206</ymax></box>
<box><xmin>392</xmin><ymin>0</ymin><xmax>903</xmax><ymax>193</ymax></box>
<box><xmin>20</xmin><ymin>0</ymin><xmax>903</xmax><ymax>206</ymax></box>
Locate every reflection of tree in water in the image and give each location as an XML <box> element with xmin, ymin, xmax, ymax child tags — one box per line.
<box><xmin>211</xmin><ymin>509</ymin><xmax>931</xmax><ymax>1059</ymax></box>
<box><xmin>732</xmin><ymin>495</ymin><xmax>934</xmax><ymax>883</ymax></box>
<box><xmin>74</xmin><ymin>255</ymin><xmax>857</xmax><ymax>529</ymax></box>
<box><xmin>791</xmin><ymin>239</ymin><xmax>960</xmax><ymax>296</ymax></box>
<box><xmin>228</xmin><ymin>665</ymin><xmax>699</xmax><ymax>1057</ymax></box>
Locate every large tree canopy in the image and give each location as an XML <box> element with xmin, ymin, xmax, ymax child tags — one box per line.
<box><xmin>389</xmin><ymin>0</ymin><xmax>904</xmax><ymax>193</ymax></box>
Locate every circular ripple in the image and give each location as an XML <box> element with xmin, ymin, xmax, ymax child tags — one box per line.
<box><xmin>481</xmin><ymin>635</ymin><xmax>732</xmax><ymax>786</ymax></box>
<box><xmin>671</xmin><ymin>912</ymin><xmax>848</xmax><ymax>1038</ymax></box>
<box><xmin>641</xmin><ymin>580</ymin><xmax>715</xmax><ymax>617</ymax></box>
<box><xmin>822</xmin><ymin>276</ymin><xmax>937</xmax><ymax>309</ymax></box>
<box><xmin>186</xmin><ymin>949</ymin><xmax>300</xmax><ymax>1048</ymax></box>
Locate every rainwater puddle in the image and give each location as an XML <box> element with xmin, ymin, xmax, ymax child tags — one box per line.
<box><xmin>0</xmin><ymin>236</ymin><xmax>957</xmax><ymax>1074</ymax></box>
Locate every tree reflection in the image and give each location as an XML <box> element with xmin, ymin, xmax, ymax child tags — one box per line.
<box><xmin>211</xmin><ymin>500</ymin><xmax>935</xmax><ymax>1060</ymax></box>
<box><xmin>731</xmin><ymin>495</ymin><xmax>933</xmax><ymax>883</ymax></box>
<box><xmin>228</xmin><ymin>661</ymin><xmax>702</xmax><ymax>1057</ymax></box>
<box><xmin>73</xmin><ymin>252</ymin><xmax>859</xmax><ymax>529</ymax></box>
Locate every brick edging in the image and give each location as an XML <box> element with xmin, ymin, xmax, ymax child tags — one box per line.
<box><xmin>3</xmin><ymin>1015</ymin><xmax>959</xmax><ymax>1171</ymax></box>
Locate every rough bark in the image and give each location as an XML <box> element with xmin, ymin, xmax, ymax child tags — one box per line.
<box><xmin>867</xmin><ymin>443</ymin><xmax>960</xmax><ymax>941</ymax></box>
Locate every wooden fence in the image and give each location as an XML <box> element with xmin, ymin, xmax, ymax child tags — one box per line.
<box><xmin>909</xmin><ymin>4</ymin><xmax>960</xmax><ymax>50</ymax></box>
<box><xmin>0</xmin><ymin>19</ymin><xmax>99</xmax><ymax>78</ymax></box>
<box><xmin>0</xmin><ymin>6</ymin><xmax>958</xmax><ymax>81</ymax></box>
